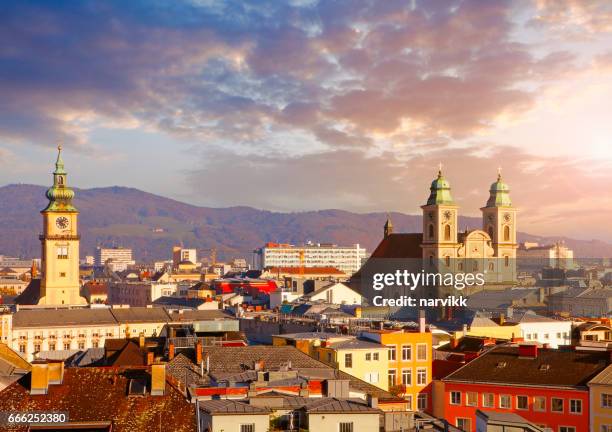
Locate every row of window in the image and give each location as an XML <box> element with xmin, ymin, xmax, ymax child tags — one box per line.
<box><xmin>388</xmin><ymin>368</ymin><xmax>428</xmax><ymax>387</ymax></box>
<box><xmin>449</xmin><ymin>391</ymin><xmax>583</xmax><ymax>414</ymax></box>
<box><xmin>458</xmin><ymin>418</ymin><xmax>576</xmax><ymax>432</ymax></box>
<box><xmin>22</xmin><ymin>340</ymin><xmax>100</xmax><ymax>353</ymax></box>
<box><xmin>406</xmin><ymin>394</ymin><xmax>428</xmax><ymax>411</ymax></box>
<box><xmin>343</xmin><ymin>352</ymin><xmax>382</xmax><ymax>367</ymax></box>
<box><xmin>387</xmin><ymin>343</ymin><xmax>428</xmax><ymax>361</ymax></box>
<box><xmin>524</xmin><ymin>332</ymin><xmax>569</xmax><ymax>340</ymax></box>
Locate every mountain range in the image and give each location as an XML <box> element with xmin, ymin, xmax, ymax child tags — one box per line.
<box><xmin>1</xmin><ymin>184</ymin><xmax>610</xmax><ymax>262</ymax></box>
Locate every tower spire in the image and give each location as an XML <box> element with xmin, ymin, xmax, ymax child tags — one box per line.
<box><xmin>384</xmin><ymin>213</ymin><xmax>393</xmax><ymax>238</ymax></box>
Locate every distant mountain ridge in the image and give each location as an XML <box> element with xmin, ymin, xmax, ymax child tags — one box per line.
<box><xmin>1</xmin><ymin>184</ymin><xmax>610</xmax><ymax>261</ymax></box>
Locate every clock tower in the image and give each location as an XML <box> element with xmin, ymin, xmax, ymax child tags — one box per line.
<box><xmin>38</xmin><ymin>145</ymin><xmax>87</xmax><ymax>305</ymax></box>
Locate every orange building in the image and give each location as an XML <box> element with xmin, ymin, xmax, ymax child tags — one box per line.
<box><xmin>361</xmin><ymin>319</ymin><xmax>433</xmax><ymax>412</ymax></box>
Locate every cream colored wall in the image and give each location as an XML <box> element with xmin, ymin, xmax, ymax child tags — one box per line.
<box><xmin>454</xmin><ymin>324</ymin><xmax>520</xmax><ymax>340</ymax></box>
<box><xmin>307</xmin><ymin>413</ymin><xmax>380</xmax><ymax>432</ymax></box>
<box><xmin>208</xmin><ymin>414</ymin><xmax>269</xmax><ymax>432</ymax></box>
<box><xmin>336</xmin><ymin>347</ymin><xmax>389</xmax><ymax>391</ymax></box>
<box><xmin>590</xmin><ymin>383</ymin><xmax>612</xmax><ymax>432</ymax></box>
<box><xmin>120</xmin><ymin>321</ymin><xmax>166</xmax><ymax>338</ymax></box>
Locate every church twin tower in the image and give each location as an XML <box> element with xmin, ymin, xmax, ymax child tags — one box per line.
<box><xmin>386</xmin><ymin>168</ymin><xmax>517</xmax><ymax>283</ymax></box>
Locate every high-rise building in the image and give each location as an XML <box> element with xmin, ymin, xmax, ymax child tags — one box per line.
<box><xmin>95</xmin><ymin>247</ymin><xmax>135</xmax><ymax>271</ymax></box>
<box><xmin>256</xmin><ymin>242</ymin><xmax>367</xmax><ymax>276</ymax></box>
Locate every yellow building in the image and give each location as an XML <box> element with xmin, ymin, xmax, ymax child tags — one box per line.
<box><xmin>588</xmin><ymin>364</ymin><xmax>612</xmax><ymax>432</ymax></box>
<box><xmin>361</xmin><ymin>329</ymin><xmax>433</xmax><ymax>411</ymax></box>
<box><xmin>451</xmin><ymin>314</ymin><xmax>520</xmax><ymax>341</ymax></box>
<box><xmin>37</xmin><ymin>145</ymin><xmax>86</xmax><ymax>306</ymax></box>
<box><xmin>272</xmin><ymin>332</ymin><xmax>353</xmax><ymax>358</ymax></box>
<box><xmin>315</xmin><ymin>338</ymin><xmax>389</xmax><ymax>391</ymax></box>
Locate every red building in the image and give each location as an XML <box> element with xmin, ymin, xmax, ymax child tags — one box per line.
<box><xmin>433</xmin><ymin>344</ymin><xmax>609</xmax><ymax>431</ymax></box>
<box><xmin>212</xmin><ymin>278</ymin><xmax>277</xmax><ymax>295</ymax></box>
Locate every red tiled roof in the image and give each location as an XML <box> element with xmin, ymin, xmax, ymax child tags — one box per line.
<box><xmin>0</xmin><ymin>367</ymin><xmax>196</xmax><ymax>432</ymax></box>
<box><xmin>370</xmin><ymin>233</ymin><xmax>423</xmax><ymax>259</ymax></box>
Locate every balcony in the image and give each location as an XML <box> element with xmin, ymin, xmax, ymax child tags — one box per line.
<box><xmin>39</xmin><ymin>233</ymin><xmax>81</xmax><ymax>241</ymax></box>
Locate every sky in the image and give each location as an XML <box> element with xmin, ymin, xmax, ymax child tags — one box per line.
<box><xmin>1</xmin><ymin>0</ymin><xmax>612</xmax><ymax>240</ymax></box>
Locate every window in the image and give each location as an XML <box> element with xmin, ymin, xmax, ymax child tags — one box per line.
<box><xmin>450</xmin><ymin>391</ymin><xmax>461</xmax><ymax>405</ymax></box>
<box><xmin>402</xmin><ymin>345</ymin><xmax>411</xmax><ymax>361</ymax></box>
<box><xmin>406</xmin><ymin>395</ymin><xmax>413</xmax><ymax>410</ymax></box>
<box><xmin>34</xmin><ymin>344</ymin><xmax>41</xmax><ymax>352</ymax></box>
<box><xmin>544</xmin><ymin>333</ymin><xmax>549</xmax><ymax>339</ymax></box>
<box><xmin>570</xmin><ymin>399</ymin><xmax>582</xmax><ymax>414</ymax></box>
<box><xmin>445</xmin><ymin>256</ymin><xmax>450</xmax><ymax>267</ymax></box>
<box><xmin>517</xmin><ymin>395</ymin><xmax>528</xmax><ymax>410</ymax></box>
<box><xmin>483</xmin><ymin>393</ymin><xmax>494</xmax><ymax>408</ymax></box>
<box><xmin>504</xmin><ymin>255</ymin><xmax>509</xmax><ymax>267</ymax></box>
<box><xmin>601</xmin><ymin>426</ymin><xmax>612</xmax><ymax>432</ymax></box>
<box><xmin>387</xmin><ymin>345</ymin><xmax>396</xmax><ymax>361</ymax></box>
<box><xmin>240</xmin><ymin>425</ymin><xmax>255</xmax><ymax>432</ymax></box>
<box><xmin>19</xmin><ymin>344</ymin><xmax>26</xmax><ymax>353</ymax></box>
<box><xmin>388</xmin><ymin>369</ymin><xmax>397</xmax><ymax>388</ymax></box>
<box><xmin>466</xmin><ymin>392</ymin><xmax>477</xmax><ymax>407</ymax></box>
<box><xmin>327</xmin><ymin>352</ymin><xmax>332</xmax><ymax>362</ymax></box>
<box><xmin>64</xmin><ymin>342</ymin><xmax>71</xmax><ymax>350</ymax></box>
<box><xmin>457</xmin><ymin>418</ymin><xmax>471</xmax><ymax>432</ymax></box>
<box><xmin>339</xmin><ymin>422</ymin><xmax>354</xmax><ymax>432</ymax></box>
<box><xmin>559</xmin><ymin>427</ymin><xmax>576</xmax><ymax>432</ymax></box>
<box><xmin>444</xmin><ymin>224</ymin><xmax>451</xmax><ymax>241</ymax></box>
<box><xmin>428</xmin><ymin>224</ymin><xmax>434</xmax><ymax>239</ymax></box>
<box><xmin>49</xmin><ymin>343</ymin><xmax>55</xmax><ymax>351</ymax></box>
<box><xmin>92</xmin><ymin>341</ymin><xmax>98</xmax><ymax>348</ymax></box>
<box><xmin>402</xmin><ymin>369</ymin><xmax>411</xmax><ymax>386</ymax></box>
<box><xmin>500</xmin><ymin>394</ymin><xmax>511</xmax><ymax>409</ymax></box>
<box><xmin>365</xmin><ymin>372</ymin><xmax>379</xmax><ymax>383</ymax></box>
<box><xmin>78</xmin><ymin>342</ymin><xmax>85</xmax><ymax>350</ymax></box>
<box><xmin>417</xmin><ymin>343</ymin><xmax>427</xmax><ymax>361</ymax></box>
<box><xmin>552</xmin><ymin>397</ymin><xmax>564</xmax><ymax>413</ymax></box>
<box><xmin>56</xmin><ymin>246</ymin><xmax>69</xmax><ymax>259</ymax></box>
<box><xmin>504</xmin><ymin>225</ymin><xmax>510</xmax><ymax>241</ymax></box>
<box><xmin>417</xmin><ymin>394</ymin><xmax>427</xmax><ymax>411</ymax></box>
<box><xmin>534</xmin><ymin>396</ymin><xmax>546</xmax><ymax>411</ymax></box>
<box><xmin>59</xmin><ymin>272</ymin><xmax>66</xmax><ymax>277</ymax></box>
<box><xmin>344</xmin><ymin>353</ymin><xmax>352</xmax><ymax>368</ymax></box>
<box><xmin>416</xmin><ymin>367</ymin><xmax>427</xmax><ymax>385</ymax></box>
<box><xmin>365</xmin><ymin>353</ymin><xmax>371</xmax><ymax>361</ymax></box>
<box><xmin>373</xmin><ymin>352</ymin><xmax>379</xmax><ymax>361</ymax></box>
<box><xmin>557</xmin><ymin>332</ymin><xmax>562</xmax><ymax>338</ymax></box>
<box><xmin>602</xmin><ymin>393</ymin><xmax>612</xmax><ymax>408</ymax></box>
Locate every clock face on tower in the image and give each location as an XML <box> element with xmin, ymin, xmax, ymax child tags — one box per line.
<box><xmin>443</xmin><ymin>210</ymin><xmax>452</xmax><ymax>220</ymax></box>
<box><xmin>56</xmin><ymin>216</ymin><xmax>69</xmax><ymax>230</ymax></box>
<box><xmin>503</xmin><ymin>213</ymin><xmax>511</xmax><ymax>222</ymax></box>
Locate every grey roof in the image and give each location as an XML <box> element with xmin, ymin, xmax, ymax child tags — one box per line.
<box><xmin>110</xmin><ymin>307</ymin><xmax>171</xmax><ymax>323</ymax></box>
<box><xmin>69</xmin><ymin>348</ymin><xmax>105</xmax><ymax>367</ymax></box>
<box><xmin>302</xmin><ymin>397</ymin><xmax>381</xmax><ymax>413</ymax></box>
<box><xmin>198</xmin><ymin>399</ymin><xmax>269</xmax><ymax>415</ymax></box>
<box><xmin>274</xmin><ymin>332</ymin><xmax>347</xmax><ymax>341</ymax></box>
<box><xmin>467</xmin><ymin>288</ymin><xmax>538</xmax><ymax>310</ymax></box>
<box><xmin>328</xmin><ymin>339</ymin><xmax>385</xmax><ymax>350</ymax></box>
<box><xmin>167</xmin><ymin>309</ymin><xmax>234</xmax><ymax>322</ymax></box>
<box><xmin>510</xmin><ymin>311</ymin><xmax>560</xmax><ymax>324</ymax></box>
<box><xmin>588</xmin><ymin>364</ymin><xmax>612</xmax><ymax>385</ymax></box>
<box><xmin>12</xmin><ymin>308</ymin><xmax>117</xmax><ymax>328</ymax></box>
<box><xmin>152</xmin><ymin>296</ymin><xmax>206</xmax><ymax>309</ymax></box>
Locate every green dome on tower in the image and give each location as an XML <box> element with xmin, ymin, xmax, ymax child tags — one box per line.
<box><xmin>42</xmin><ymin>144</ymin><xmax>78</xmax><ymax>213</ymax></box>
<box><xmin>486</xmin><ymin>170</ymin><xmax>512</xmax><ymax>207</ymax></box>
<box><xmin>426</xmin><ymin>168</ymin><xmax>455</xmax><ymax>205</ymax></box>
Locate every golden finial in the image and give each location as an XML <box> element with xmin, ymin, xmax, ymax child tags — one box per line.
<box><xmin>438</xmin><ymin>162</ymin><xmax>443</xmax><ymax>177</ymax></box>
<box><xmin>497</xmin><ymin>166</ymin><xmax>502</xmax><ymax>180</ymax></box>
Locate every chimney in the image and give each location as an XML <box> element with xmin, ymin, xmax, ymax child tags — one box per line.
<box><xmin>367</xmin><ymin>394</ymin><xmax>378</xmax><ymax>409</ymax></box>
<box><xmin>47</xmin><ymin>361</ymin><xmax>64</xmax><ymax>385</ymax></box>
<box><xmin>147</xmin><ymin>351</ymin><xmax>154</xmax><ymax>366</ymax></box>
<box><xmin>419</xmin><ymin>309</ymin><xmax>426</xmax><ymax>333</ymax></box>
<box><xmin>499</xmin><ymin>313</ymin><xmax>505</xmax><ymax>325</ymax></box>
<box><xmin>518</xmin><ymin>344</ymin><xmax>538</xmax><ymax>358</ymax></box>
<box><xmin>30</xmin><ymin>361</ymin><xmax>49</xmax><ymax>395</ymax></box>
<box><xmin>168</xmin><ymin>342</ymin><xmax>175</xmax><ymax>360</ymax></box>
<box><xmin>450</xmin><ymin>337</ymin><xmax>458</xmax><ymax>349</ymax></box>
<box><xmin>195</xmin><ymin>340</ymin><xmax>202</xmax><ymax>365</ymax></box>
<box><xmin>151</xmin><ymin>363</ymin><xmax>166</xmax><ymax>396</ymax></box>
<box><xmin>139</xmin><ymin>332</ymin><xmax>145</xmax><ymax>349</ymax></box>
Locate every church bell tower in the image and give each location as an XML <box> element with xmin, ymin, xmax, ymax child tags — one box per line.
<box><xmin>39</xmin><ymin>145</ymin><xmax>87</xmax><ymax>305</ymax></box>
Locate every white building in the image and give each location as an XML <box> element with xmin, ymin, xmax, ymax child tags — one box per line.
<box><xmin>304</xmin><ymin>282</ymin><xmax>362</xmax><ymax>305</ymax></box>
<box><xmin>269</xmin><ymin>289</ymin><xmax>302</xmax><ymax>309</ymax></box>
<box><xmin>95</xmin><ymin>247</ymin><xmax>135</xmax><ymax>271</ymax></box>
<box><xmin>256</xmin><ymin>242</ymin><xmax>367</xmax><ymax>276</ymax></box>
<box><xmin>514</xmin><ymin>312</ymin><xmax>573</xmax><ymax>348</ymax></box>
<box><xmin>517</xmin><ymin>241</ymin><xmax>575</xmax><ymax>269</ymax></box>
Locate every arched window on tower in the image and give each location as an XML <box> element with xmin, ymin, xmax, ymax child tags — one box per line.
<box><xmin>504</xmin><ymin>255</ymin><xmax>509</xmax><ymax>267</ymax></box>
<box><xmin>444</xmin><ymin>224</ymin><xmax>451</xmax><ymax>241</ymax></box>
<box><xmin>58</xmin><ymin>176</ymin><xmax>64</xmax><ymax>185</ymax></box>
<box><xmin>488</xmin><ymin>262</ymin><xmax>494</xmax><ymax>271</ymax></box>
<box><xmin>428</xmin><ymin>224</ymin><xmax>434</xmax><ymax>240</ymax></box>
<box><xmin>445</xmin><ymin>256</ymin><xmax>451</xmax><ymax>267</ymax></box>
<box><xmin>504</xmin><ymin>225</ymin><xmax>510</xmax><ymax>242</ymax></box>
<box><xmin>488</xmin><ymin>225</ymin><xmax>493</xmax><ymax>239</ymax></box>
<box><xmin>429</xmin><ymin>255</ymin><xmax>434</xmax><ymax>266</ymax></box>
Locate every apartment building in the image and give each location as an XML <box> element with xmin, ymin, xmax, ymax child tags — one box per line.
<box><xmin>588</xmin><ymin>364</ymin><xmax>612</xmax><ymax>432</ymax></box>
<box><xmin>434</xmin><ymin>344</ymin><xmax>608</xmax><ymax>431</ymax></box>
<box><xmin>256</xmin><ymin>242</ymin><xmax>367</xmax><ymax>276</ymax></box>
<box><xmin>95</xmin><ymin>247</ymin><xmax>135</xmax><ymax>271</ymax></box>
<box><xmin>361</xmin><ymin>327</ymin><xmax>433</xmax><ymax>412</ymax></box>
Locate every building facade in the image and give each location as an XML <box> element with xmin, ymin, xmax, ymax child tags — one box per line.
<box><xmin>256</xmin><ymin>242</ymin><xmax>367</xmax><ymax>276</ymax></box>
<box><xmin>95</xmin><ymin>247</ymin><xmax>135</xmax><ymax>271</ymax></box>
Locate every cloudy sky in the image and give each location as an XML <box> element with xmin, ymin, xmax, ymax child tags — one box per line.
<box><xmin>1</xmin><ymin>0</ymin><xmax>612</xmax><ymax>240</ymax></box>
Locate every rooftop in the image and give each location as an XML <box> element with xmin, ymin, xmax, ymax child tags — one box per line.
<box><xmin>445</xmin><ymin>345</ymin><xmax>609</xmax><ymax>388</ymax></box>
